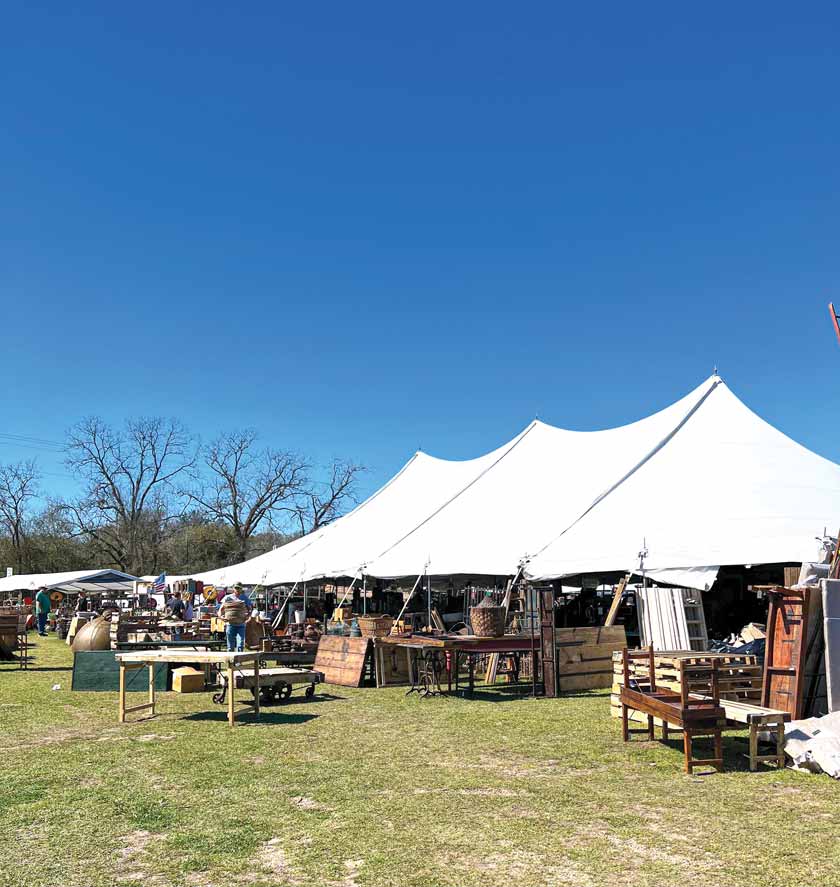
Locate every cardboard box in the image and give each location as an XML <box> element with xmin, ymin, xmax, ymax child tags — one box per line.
<box><xmin>172</xmin><ymin>666</ymin><xmax>204</xmax><ymax>693</ymax></box>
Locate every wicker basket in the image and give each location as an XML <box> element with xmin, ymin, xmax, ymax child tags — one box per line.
<box><xmin>470</xmin><ymin>605</ymin><xmax>505</xmax><ymax>638</ymax></box>
<box><xmin>357</xmin><ymin>615</ymin><xmax>395</xmax><ymax>638</ymax></box>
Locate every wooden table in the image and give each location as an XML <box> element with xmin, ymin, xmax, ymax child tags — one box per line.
<box><xmin>114</xmin><ymin>650</ymin><xmax>267</xmax><ymax>727</ymax></box>
<box><xmin>115</xmin><ymin>639</ymin><xmax>225</xmax><ymax>651</ymax></box>
<box><xmin>374</xmin><ymin>634</ymin><xmax>539</xmax><ymax>694</ymax></box>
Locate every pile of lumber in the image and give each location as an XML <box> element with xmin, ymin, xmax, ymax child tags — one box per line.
<box><xmin>610</xmin><ymin>650</ymin><xmax>763</xmax><ymax>721</ymax></box>
<box><xmin>553</xmin><ymin>626</ymin><xmax>627</xmax><ymax>692</ymax></box>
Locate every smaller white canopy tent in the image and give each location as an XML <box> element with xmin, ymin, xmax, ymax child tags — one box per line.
<box><xmin>0</xmin><ymin>569</ymin><xmax>139</xmax><ymax>596</ymax></box>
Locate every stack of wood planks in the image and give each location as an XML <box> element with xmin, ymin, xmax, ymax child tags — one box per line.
<box><xmin>610</xmin><ymin>650</ymin><xmax>762</xmax><ymax>721</ymax></box>
<box><xmin>552</xmin><ymin>626</ymin><xmax>628</xmax><ymax>692</ymax></box>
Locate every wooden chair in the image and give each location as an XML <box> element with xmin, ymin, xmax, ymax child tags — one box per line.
<box><xmin>620</xmin><ymin>646</ymin><xmax>725</xmax><ymax>773</ymax></box>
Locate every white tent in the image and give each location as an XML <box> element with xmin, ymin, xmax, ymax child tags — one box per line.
<box><xmin>191</xmin><ymin>430</ymin><xmax>531</xmax><ymax>587</ymax></box>
<box><xmin>525</xmin><ymin>375</ymin><xmax>840</xmax><ymax>582</ymax></box>
<box><xmin>0</xmin><ymin>569</ymin><xmax>139</xmax><ymax>596</ymax></box>
<box><xmin>190</xmin><ymin>375</ymin><xmax>840</xmax><ymax>590</ymax></box>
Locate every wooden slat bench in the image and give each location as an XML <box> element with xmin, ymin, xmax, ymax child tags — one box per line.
<box><xmin>619</xmin><ymin>646</ymin><xmax>726</xmax><ymax>774</ymax></box>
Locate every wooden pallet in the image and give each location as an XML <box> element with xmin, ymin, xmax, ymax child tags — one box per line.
<box><xmin>611</xmin><ymin>650</ymin><xmax>763</xmax><ymax>710</ymax></box>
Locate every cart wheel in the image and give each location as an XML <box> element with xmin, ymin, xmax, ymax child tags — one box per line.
<box><xmin>305</xmin><ymin>683</ymin><xmax>315</xmax><ymax>699</ymax></box>
<box><xmin>276</xmin><ymin>683</ymin><xmax>292</xmax><ymax>703</ymax></box>
<box><xmin>258</xmin><ymin>686</ymin><xmax>275</xmax><ymax>706</ymax></box>
<box><xmin>212</xmin><ymin>692</ymin><xmax>225</xmax><ymax>705</ymax></box>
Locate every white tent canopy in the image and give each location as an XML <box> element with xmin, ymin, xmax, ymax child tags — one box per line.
<box><xmin>0</xmin><ymin>569</ymin><xmax>139</xmax><ymax>596</ymax></box>
<box><xmin>526</xmin><ymin>376</ymin><xmax>840</xmax><ymax>581</ymax></box>
<box><xmin>189</xmin><ymin>375</ymin><xmax>840</xmax><ymax>591</ymax></box>
<box><xmin>191</xmin><ymin>431</ymin><xmax>531</xmax><ymax>587</ymax></box>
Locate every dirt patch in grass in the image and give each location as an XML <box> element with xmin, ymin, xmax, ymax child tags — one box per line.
<box><xmin>412</xmin><ymin>786</ymin><xmax>522</xmax><ymax>797</ymax></box>
<box><xmin>291</xmin><ymin>796</ymin><xmax>331</xmax><ymax>812</ymax></box>
<box><xmin>438</xmin><ymin>848</ymin><xmax>595</xmax><ymax>886</ymax></box>
<box><xmin>2</xmin><ymin>725</ymin><xmax>104</xmax><ymax>752</ymax></box>
<box><xmin>115</xmin><ymin>829</ymin><xmax>172</xmax><ymax>886</ymax></box>
<box><xmin>341</xmin><ymin>858</ymin><xmax>363</xmax><ymax>887</ymax></box>
<box><xmin>249</xmin><ymin>838</ymin><xmax>301</xmax><ymax>884</ymax></box>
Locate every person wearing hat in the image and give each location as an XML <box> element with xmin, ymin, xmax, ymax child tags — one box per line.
<box><xmin>217</xmin><ymin>584</ymin><xmax>252</xmax><ymax>652</ymax></box>
<box><xmin>34</xmin><ymin>587</ymin><xmax>51</xmax><ymax>637</ymax></box>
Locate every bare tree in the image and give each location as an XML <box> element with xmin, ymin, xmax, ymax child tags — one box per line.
<box><xmin>295</xmin><ymin>459</ymin><xmax>365</xmax><ymax>534</ymax></box>
<box><xmin>63</xmin><ymin>417</ymin><xmax>195</xmax><ymax>574</ymax></box>
<box><xmin>0</xmin><ymin>459</ymin><xmax>40</xmax><ymax>571</ymax></box>
<box><xmin>188</xmin><ymin>430</ymin><xmax>308</xmax><ymax>563</ymax></box>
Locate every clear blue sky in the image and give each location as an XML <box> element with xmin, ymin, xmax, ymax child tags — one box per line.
<box><xmin>2</xmin><ymin>3</ymin><xmax>839</xmax><ymax>504</ymax></box>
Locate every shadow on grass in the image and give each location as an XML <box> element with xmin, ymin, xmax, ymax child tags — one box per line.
<box><xmin>451</xmin><ymin>686</ymin><xmax>538</xmax><ymax>702</ymax></box>
<box><xmin>285</xmin><ymin>692</ymin><xmax>346</xmax><ymax>705</ymax></box>
<box><xmin>182</xmin><ymin>710</ymin><xmax>319</xmax><ymax>726</ymax></box>
<box><xmin>640</xmin><ymin>735</ymin><xmax>764</xmax><ymax>773</ymax></box>
<box><xmin>0</xmin><ymin>664</ymin><xmax>72</xmax><ymax>672</ymax></box>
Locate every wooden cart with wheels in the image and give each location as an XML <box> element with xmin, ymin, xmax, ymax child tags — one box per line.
<box><xmin>214</xmin><ymin>665</ymin><xmax>323</xmax><ymax>707</ymax></box>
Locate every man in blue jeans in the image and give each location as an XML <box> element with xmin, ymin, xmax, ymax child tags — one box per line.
<box><xmin>34</xmin><ymin>587</ymin><xmax>51</xmax><ymax>636</ymax></box>
<box><xmin>217</xmin><ymin>585</ymin><xmax>251</xmax><ymax>651</ymax></box>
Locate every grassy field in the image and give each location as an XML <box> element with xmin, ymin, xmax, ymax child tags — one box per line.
<box><xmin>1</xmin><ymin>636</ymin><xmax>838</xmax><ymax>887</ymax></box>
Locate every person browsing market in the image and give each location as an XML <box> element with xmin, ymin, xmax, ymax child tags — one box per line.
<box><xmin>217</xmin><ymin>584</ymin><xmax>252</xmax><ymax>652</ymax></box>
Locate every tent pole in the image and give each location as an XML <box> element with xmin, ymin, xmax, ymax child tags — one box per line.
<box><xmin>426</xmin><ymin>571</ymin><xmax>431</xmax><ymax>632</ymax></box>
<box><xmin>485</xmin><ymin>563</ymin><xmax>524</xmax><ymax>684</ymax></box>
<box><xmin>272</xmin><ymin>573</ymin><xmax>305</xmax><ymax>631</ymax></box>
<box><xmin>334</xmin><ymin>573</ymin><xmax>360</xmax><ymax>611</ymax></box>
<box><xmin>391</xmin><ymin>570</ymin><xmax>425</xmax><ymax>633</ymax></box>
<box><xmin>362</xmin><ymin>574</ymin><xmax>367</xmax><ymax>615</ymax></box>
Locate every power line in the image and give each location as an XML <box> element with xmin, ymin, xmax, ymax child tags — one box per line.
<box><xmin>0</xmin><ymin>433</ymin><xmax>65</xmax><ymax>454</ymax></box>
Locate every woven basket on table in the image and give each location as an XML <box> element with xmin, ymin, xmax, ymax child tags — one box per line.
<box><xmin>357</xmin><ymin>615</ymin><xmax>395</xmax><ymax>638</ymax></box>
<box><xmin>470</xmin><ymin>605</ymin><xmax>505</xmax><ymax>638</ymax></box>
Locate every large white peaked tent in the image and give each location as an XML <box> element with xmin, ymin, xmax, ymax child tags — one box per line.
<box><xmin>192</xmin><ymin>376</ymin><xmax>840</xmax><ymax>590</ymax></box>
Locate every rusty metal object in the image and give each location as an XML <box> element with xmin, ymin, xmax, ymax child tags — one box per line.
<box><xmin>71</xmin><ymin>616</ymin><xmax>112</xmax><ymax>653</ymax></box>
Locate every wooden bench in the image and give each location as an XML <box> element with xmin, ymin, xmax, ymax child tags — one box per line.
<box><xmin>619</xmin><ymin>646</ymin><xmax>726</xmax><ymax>774</ymax></box>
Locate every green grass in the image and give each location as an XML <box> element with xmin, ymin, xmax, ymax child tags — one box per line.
<box><xmin>1</xmin><ymin>636</ymin><xmax>838</xmax><ymax>887</ymax></box>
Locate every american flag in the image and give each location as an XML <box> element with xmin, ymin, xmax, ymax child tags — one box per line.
<box><xmin>153</xmin><ymin>573</ymin><xmax>167</xmax><ymax>594</ymax></box>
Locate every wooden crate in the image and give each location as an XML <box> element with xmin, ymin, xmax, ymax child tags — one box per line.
<box><xmin>111</xmin><ymin>613</ymin><xmax>160</xmax><ymax>645</ymax></box>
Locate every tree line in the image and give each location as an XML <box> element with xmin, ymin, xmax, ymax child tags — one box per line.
<box><xmin>0</xmin><ymin>417</ymin><xmax>364</xmax><ymax>577</ymax></box>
